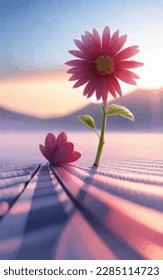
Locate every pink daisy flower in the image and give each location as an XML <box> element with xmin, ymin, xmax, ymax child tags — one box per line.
<box><xmin>39</xmin><ymin>131</ymin><xmax>81</xmax><ymax>165</ymax></box>
<box><xmin>66</xmin><ymin>26</ymin><xmax>144</xmax><ymax>106</ymax></box>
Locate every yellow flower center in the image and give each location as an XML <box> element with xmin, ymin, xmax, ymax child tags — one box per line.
<box><xmin>95</xmin><ymin>55</ymin><xmax>114</xmax><ymax>75</ymax></box>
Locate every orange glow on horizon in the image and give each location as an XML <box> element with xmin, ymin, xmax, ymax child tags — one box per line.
<box><xmin>0</xmin><ymin>67</ymin><xmax>90</xmax><ymax>117</ymax></box>
<box><xmin>0</xmin><ymin>63</ymin><xmax>162</xmax><ymax>118</ymax></box>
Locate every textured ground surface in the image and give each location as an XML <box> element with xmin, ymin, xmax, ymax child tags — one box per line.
<box><xmin>0</xmin><ymin>159</ymin><xmax>163</xmax><ymax>260</ymax></box>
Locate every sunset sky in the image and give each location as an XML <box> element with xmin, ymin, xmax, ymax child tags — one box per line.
<box><xmin>1</xmin><ymin>0</ymin><xmax>163</xmax><ymax>117</ymax></box>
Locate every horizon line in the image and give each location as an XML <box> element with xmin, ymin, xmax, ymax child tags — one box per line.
<box><xmin>1</xmin><ymin>88</ymin><xmax>162</xmax><ymax>119</ymax></box>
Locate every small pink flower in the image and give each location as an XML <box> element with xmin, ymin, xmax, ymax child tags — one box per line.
<box><xmin>66</xmin><ymin>26</ymin><xmax>144</xmax><ymax>106</ymax></box>
<box><xmin>39</xmin><ymin>131</ymin><xmax>81</xmax><ymax>165</ymax></box>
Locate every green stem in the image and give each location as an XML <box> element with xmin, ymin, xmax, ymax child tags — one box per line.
<box><xmin>94</xmin><ymin>128</ymin><xmax>100</xmax><ymax>139</ymax></box>
<box><xmin>93</xmin><ymin>103</ymin><xmax>107</xmax><ymax>166</ymax></box>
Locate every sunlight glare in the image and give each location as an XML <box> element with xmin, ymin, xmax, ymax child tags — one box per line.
<box><xmin>137</xmin><ymin>48</ymin><xmax>163</xmax><ymax>90</ymax></box>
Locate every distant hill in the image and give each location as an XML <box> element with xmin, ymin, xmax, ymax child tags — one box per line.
<box><xmin>0</xmin><ymin>108</ymin><xmax>54</xmax><ymax>130</ymax></box>
<box><xmin>48</xmin><ymin>90</ymin><xmax>163</xmax><ymax>131</ymax></box>
<box><xmin>1</xmin><ymin>90</ymin><xmax>163</xmax><ymax>132</ymax></box>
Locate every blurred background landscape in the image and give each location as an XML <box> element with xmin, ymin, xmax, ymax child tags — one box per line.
<box><xmin>1</xmin><ymin>89</ymin><xmax>163</xmax><ymax>132</ymax></box>
<box><xmin>0</xmin><ymin>0</ymin><xmax>163</xmax><ymax>168</ymax></box>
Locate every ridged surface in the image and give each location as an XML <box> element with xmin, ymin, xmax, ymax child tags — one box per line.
<box><xmin>0</xmin><ymin>160</ymin><xmax>162</xmax><ymax>260</ymax></box>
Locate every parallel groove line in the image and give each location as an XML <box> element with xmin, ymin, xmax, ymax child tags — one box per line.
<box><xmin>0</xmin><ymin>164</ymin><xmax>41</xmax><ymax>219</ymax></box>
<box><xmin>50</xmin><ymin>165</ymin><xmax>163</xmax><ymax>259</ymax></box>
<box><xmin>74</xmin><ymin>165</ymin><xmax>163</xmax><ymax>186</ymax></box>
<box><xmin>1</xmin><ymin>162</ymin><xmax>163</xmax><ymax>260</ymax></box>
<box><xmin>50</xmin><ymin>165</ymin><xmax>144</xmax><ymax>260</ymax></box>
<box><xmin>0</xmin><ymin>166</ymin><xmax>118</xmax><ymax>260</ymax></box>
<box><xmin>63</xmin><ymin>165</ymin><xmax>163</xmax><ymax>212</ymax></box>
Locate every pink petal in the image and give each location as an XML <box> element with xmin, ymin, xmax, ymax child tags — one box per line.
<box><xmin>115</xmin><ymin>45</ymin><xmax>139</xmax><ymax>62</ymax></box>
<box><xmin>110</xmin><ymin>34</ymin><xmax>127</xmax><ymax>56</ymax></box>
<box><xmin>74</xmin><ymin>39</ymin><xmax>89</xmax><ymax>53</ymax></box>
<box><xmin>110</xmin><ymin>76</ymin><xmax>122</xmax><ymax>97</ymax></box>
<box><xmin>92</xmin><ymin>28</ymin><xmax>101</xmax><ymax>51</ymax></box>
<box><xmin>118</xmin><ymin>60</ymin><xmax>144</xmax><ymax>68</ymax></box>
<box><xmin>69</xmin><ymin>75</ymin><xmax>78</xmax><ymax>81</ymax></box>
<box><xmin>87</xmin><ymin>85</ymin><xmax>96</xmax><ymax>98</ymax></box>
<box><xmin>96</xmin><ymin>88</ymin><xmax>102</xmax><ymax>100</ymax></box>
<box><xmin>83</xmin><ymin>31</ymin><xmax>99</xmax><ymax>56</ymax></box>
<box><xmin>73</xmin><ymin>78</ymin><xmax>89</xmax><ymax>88</ymax></box>
<box><xmin>81</xmin><ymin>33</ymin><xmax>94</xmax><ymax>49</ymax></box>
<box><xmin>114</xmin><ymin>69</ymin><xmax>137</xmax><ymax>85</ymax></box>
<box><xmin>39</xmin><ymin>144</ymin><xmax>49</xmax><ymax>161</ymax></box>
<box><xmin>68</xmin><ymin>50</ymin><xmax>91</xmax><ymax>60</ymax></box>
<box><xmin>45</xmin><ymin>133</ymin><xmax>56</xmax><ymax>152</ymax></box>
<box><xmin>95</xmin><ymin>80</ymin><xmax>105</xmax><ymax>100</ymax></box>
<box><xmin>108</xmin><ymin>30</ymin><xmax>119</xmax><ymax>53</ymax></box>
<box><xmin>83</xmin><ymin>81</ymin><xmax>95</xmax><ymax>96</ymax></box>
<box><xmin>66</xmin><ymin>64</ymin><xmax>90</xmax><ymax>74</ymax></box>
<box><xmin>74</xmin><ymin>38</ymin><xmax>96</xmax><ymax>57</ymax></box>
<box><xmin>107</xmin><ymin>81</ymin><xmax>116</xmax><ymax>98</ymax></box>
<box><xmin>102</xmin><ymin>89</ymin><xmax>108</xmax><ymax>107</ymax></box>
<box><xmin>68</xmin><ymin>151</ymin><xmax>81</xmax><ymax>163</ymax></box>
<box><xmin>56</xmin><ymin>131</ymin><xmax>67</xmax><ymax>147</ymax></box>
<box><xmin>65</xmin><ymin>59</ymin><xmax>89</xmax><ymax>67</ymax></box>
<box><xmin>117</xmin><ymin>68</ymin><xmax>140</xmax><ymax>79</ymax></box>
<box><xmin>69</xmin><ymin>71</ymin><xmax>92</xmax><ymax>81</ymax></box>
<box><xmin>53</xmin><ymin>142</ymin><xmax>74</xmax><ymax>164</ymax></box>
<box><xmin>66</xmin><ymin>142</ymin><xmax>74</xmax><ymax>151</ymax></box>
<box><xmin>102</xmin><ymin>26</ymin><xmax>110</xmax><ymax>53</ymax></box>
<box><xmin>98</xmin><ymin>80</ymin><xmax>109</xmax><ymax>106</ymax></box>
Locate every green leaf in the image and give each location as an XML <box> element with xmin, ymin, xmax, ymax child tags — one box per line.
<box><xmin>77</xmin><ymin>114</ymin><xmax>97</xmax><ymax>129</ymax></box>
<box><xmin>106</xmin><ymin>104</ymin><xmax>134</xmax><ymax>122</ymax></box>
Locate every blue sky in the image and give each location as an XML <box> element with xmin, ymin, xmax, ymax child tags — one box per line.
<box><xmin>1</xmin><ymin>0</ymin><xmax>163</xmax><ymax>77</ymax></box>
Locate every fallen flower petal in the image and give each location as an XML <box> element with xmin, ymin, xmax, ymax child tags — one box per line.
<box><xmin>39</xmin><ymin>132</ymin><xmax>81</xmax><ymax>165</ymax></box>
<box><xmin>69</xmin><ymin>151</ymin><xmax>82</xmax><ymax>163</ymax></box>
<box><xmin>56</xmin><ymin>131</ymin><xmax>67</xmax><ymax>147</ymax></box>
<box><xmin>45</xmin><ymin>133</ymin><xmax>56</xmax><ymax>152</ymax></box>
